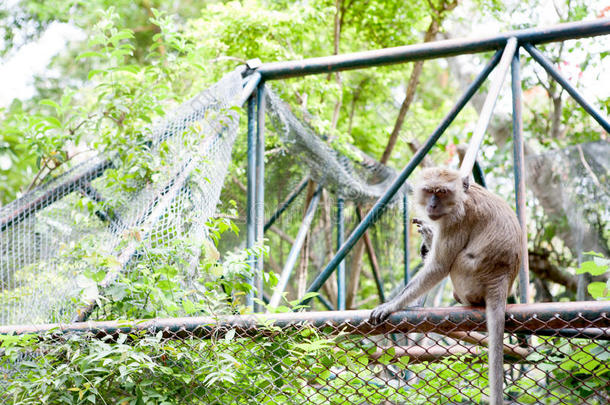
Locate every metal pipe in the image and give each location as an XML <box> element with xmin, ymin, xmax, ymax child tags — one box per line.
<box><xmin>238</xmin><ymin>71</ymin><xmax>262</xmax><ymax>106</ymax></box>
<box><xmin>577</xmin><ymin>252</ymin><xmax>589</xmax><ymax>301</ymax></box>
<box><xmin>369</xmin><ymin>344</ymin><xmax>526</xmax><ymax>364</ymax></box>
<box><xmin>78</xmin><ymin>182</ymin><xmax>123</xmax><ymax>228</ymax></box>
<box><xmin>337</xmin><ymin>197</ymin><xmax>346</xmax><ymax>311</ymax></box>
<box><xmin>511</xmin><ymin>48</ymin><xmax>530</xmax><ymax>304</ymax></box>
<box><xmin>403</xmin><ymin>193</ymin><xmax>410</xmax><ymax>286</ymax></box>
<box><xmin>523</xmin><ymin>43</ymin><xmax>610</xmax><ymax>133</ymax></box>
<box><xmin>3</xmin><ymin>301</ymin><xmax>608</xmax><ymax>339</ymax></box>
<box><xmin>263</xmin><ymin>176</ymin><xmax>309</xmax><ymax>233</ymax></box>
<box><xmin>516</xmin><ymin>328</ymin><xmax>610</xmax><ymax>341</ymax></box>
<box><xmin>257</xmin><ymin>19</ymin><xmax>610</xmax><ymax>80</ymax></box>
<box><xmin>0</xmin><ymin>158</ymin><xmax>113</xmax><ymax>232</ymax></box>
<box><xmin>356</xmin><ymin>207</ymin><xmax>385</xmax><ymax>303</ymax></box>
<box><xmin>268</xmin><ymin>185</ymin><xmax>321</xmax><ymax>308</ymax></box>
<box><xmin>254</xmin><ymin>83</ymin><xmax>266</xmax><ymax>312</ymax></box>
<box><xmin>472</xmin><ymin>161</ymin><xmax>487</xmax><ymax>188</ymax></box>
<box><xmin>246</xmin><ymin>95</ymin><xmax>257</xmax><ymax>308</ymax></box>
<box><xmin>460</xmin><ymin>38</ymin><xmax>517</xmax><ymax>177</ymax></box>
<box><xmin>316</xmin><ymin>293</ymin><xmax>335</xmax><ymax>311</ymax></box>
<box><xmin>298</xmin><ymin>50</ymin><xmax>504</xmax><ymax>307</ymax></box>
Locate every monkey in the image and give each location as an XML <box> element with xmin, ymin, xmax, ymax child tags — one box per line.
<box><xmin>369</xmin><ymin>167</ymin><xmax>522</xmax><ymax>405</ymax></box>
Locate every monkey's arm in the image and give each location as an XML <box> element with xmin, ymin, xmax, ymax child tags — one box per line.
<box><xmin>369</xmin><ymin>243</ymin><xmax>456</xmax><ymax>324</ymax></box>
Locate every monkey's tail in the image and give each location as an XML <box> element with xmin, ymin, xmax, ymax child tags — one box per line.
<box><xmin>486</xmin><ymin>285</ymin><xmax>508</xmax><ymax>405</ymax></box>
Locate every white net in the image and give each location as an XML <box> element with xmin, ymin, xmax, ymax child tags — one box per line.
<box><xmin>526</xmin><ymin>140</ymin><xmax>610</xmax><ymax>256</ymax></box>
<box><xmin>0</xmin><ymin>70</ymin><xmax>243</xmax><ymax>325</ymax></box>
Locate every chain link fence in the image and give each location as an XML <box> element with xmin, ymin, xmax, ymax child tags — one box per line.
<box><xmin>1</xmin><ymin>302</ymin><xmax>608</xmax><ymax>404</ymax></box>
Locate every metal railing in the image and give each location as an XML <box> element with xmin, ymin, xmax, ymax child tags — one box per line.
<box><xmin>241</xmin><ymin>18</ymin><xmax>610</xmax><ymax>309</ymax></box>
<box><xmin>2</xmin><ymin>302</ymin><xmax>609</xmax><ymax>403</ymax></box>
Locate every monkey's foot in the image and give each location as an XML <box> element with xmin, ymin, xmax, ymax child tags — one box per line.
<box><xmin>369</xmin><ymin>302</ymin><xmax>399</xmax><ymax>325</ymax></box>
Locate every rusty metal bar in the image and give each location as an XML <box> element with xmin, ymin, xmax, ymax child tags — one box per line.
<box><xmin>256</xmin><ymin>19</ymin><xmax>610</xmax><ymax>80</ymax></box>
<box><xmin>517</xmin><ymin>327</ymin><xmax>610</xmax><ymax>340</ymax></box>
<box><xmin>460</xmin><ymin>37</ymin><xmax>517</xmax><ymax>177</ymax></box>
<box><xmin>4</xmin><ymin>301</ymin><xmax>607</xmax><ymax>340</ymax></box>
<box><xmin>369</xmin><ymin>344</ymin><xmax>527</xmax><ymax>364</ymax></box>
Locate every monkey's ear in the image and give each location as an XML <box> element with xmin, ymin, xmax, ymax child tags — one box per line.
<box><xmin>462</xmin><ymin>176</ymin><xmax>470</xmax><ymax>191</ymax></box>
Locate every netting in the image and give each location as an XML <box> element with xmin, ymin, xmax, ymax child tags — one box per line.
<box><xmin>266</xmin><ymin>89</ymin><xmax>409</xmax><ymax>204</ymax></box>
<box><xmin>526</xmin><ymin>141</ymin><xmax>610</xmax><ymax>256</ymax></box>
<box><xmin>1</xmin><ymin>304</ymin><xmax>608</xmax><ymax>404</ymax></box>
<box><xmin>0</xmin><ymin>70</ymin><xmax>243</xmax><ymax>325</ymax></box>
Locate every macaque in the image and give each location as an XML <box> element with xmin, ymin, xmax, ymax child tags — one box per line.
<box><xmin>369</xmin><ymin>167</ymin><xmax>522</xmax><ymax>405</ymax></box>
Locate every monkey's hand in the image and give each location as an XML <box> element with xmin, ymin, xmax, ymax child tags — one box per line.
<box><xmin>369</xmin><ymin>301</ymin><xmax>400</xmax><ymax>325</ymax></box>
<box><xmin>413</xmin><ymin>218</ymin><xmax>433</xmax><ymax>260</ymax></box>
<box><xmin>413</xmin><ymin>218</ymin><xmax>433</xmax><ymax>247</ymax></box>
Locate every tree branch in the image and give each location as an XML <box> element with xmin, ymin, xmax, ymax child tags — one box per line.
<box><xmin>380</xmin><ymin>18</ymin><xmax>440</xmax><ymax>165</ymax></box>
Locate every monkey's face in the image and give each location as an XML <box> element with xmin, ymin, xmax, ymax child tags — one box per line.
<box><xmin>419</xmin><ymin>187</ymin><xmax>456</xmax><ymax>220</ymax></box>
<box><xmin>415</xmin><ymin>168</ymin><xmax>467</xmax><ymax>222</ymax></box>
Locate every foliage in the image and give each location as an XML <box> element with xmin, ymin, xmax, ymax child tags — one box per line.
<box><xmin>0</xmin><ymin>327</ymin><xmax>340</xmax><ymax>404</ymax></box>
<box><xmin>521</xmin><ymin>339</ymin><xmax>610</xmax><ymax>404</ymax></box>
<box><xmin>577</xmin><ymin>252</ymin><xmax>610</xmax><ymax>300</ymax></box>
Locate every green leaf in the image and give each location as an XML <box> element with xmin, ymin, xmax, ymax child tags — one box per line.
<box><xmin>225</xmin><ymin>329</ymin><xmax>236</xmax><ymax>341</ymax></box>
<box><xmin>88</xmin><ymin>69</ymin><xmax>104</xmax><ymax>80</ymax></box>
<box><xmin>378</xmin><ymin>353</ymin><xmax>393</xmax><ymax>365</ymax></box>
<box><xmin>39</xmin><ymin>99</ymin><xmax>61</xmax><ymax>111</ymax></box>
<box><xmin>584</xmin><ymin>251</ymin><xmax>605</xmax><ymax>258</ymax></box>
<box><xmin>577</xmin><ymin>260</ymin><xmax>609</xmax><ymax>276</ymax></box>
<box><xmin>110</xmin><ymin>30</ymin><xmax>134</xmax><ymax>43</ymax></box>
<box><xmin>77</xmin><ymin>51</ymin><xmax>104</xmax><ymax>60</ymax></box>
<box><xmin>42</xmin><ymin>116</ymin><xmax>62</xmax><ymax>128</ymax></box>
<box><xmin>182</xmin><ymin>298</ymin><xmax>196</xmax><ymax>315</ymax></box>
<box><xmin>587</xmin><ymin>282</ymin><xmax>609</xmax><ymax>300</ymax></box>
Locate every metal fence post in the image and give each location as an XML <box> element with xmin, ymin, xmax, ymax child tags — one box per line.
<box><xmin>403</xmin><ymin>193</ymin><xmax>410</xmax><ymax>286</ymax></box>
<box><xmin>337</xmin><ymin>197</ymin><xmax>346</xmax><ymax>311</ymax></box>
<box><xmin>246</xmin><ymin>95</ymin><xmax>257</xmax><ymax>309</ymax></box>
<box><xmin>511</xmin><ymin>46</ymin><xmax>530</xmax><ymax>304</ymax></box>
<box><xmin>255</xmin><ymin>83</ymin><xmax>266</xmax><ymax>312</ymax></box>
